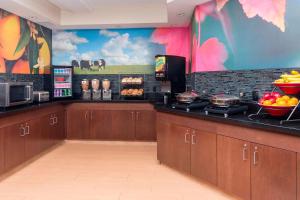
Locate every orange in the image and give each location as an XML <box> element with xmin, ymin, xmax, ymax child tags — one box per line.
<box><xmin>12</xmin><ymin>59</ymin><xmax>30</xmax><ymax>74</ymax></box>
<box><xmin>277</xmin><ymin>100</ymin><xmax>287</xmax><ymax>106</ymax></box>
<box><xmin>288</xmin><ymin>98</ymin><xmax>299</xmax><ymax>106</ymax></box>
<box><xmin>0</xmin><ymin>57</ymin><xmax>5</xmax><ymax>73</ymax></box>
<box><xmin>0</xmin><ymin>15</ymin><xmax>26</xmax><ymax>60</ymax></box>
<box><xmin>263</xmin><ymin>100</ymin><xmax>272</xmax><ymax>106</ymax></box>
<box><xmin>281</xmin><ymin>95</ymin><xmax>290</xmax><ymax>101</ymax></box>
<box><xmin>276</xmin><ymin>97</ymin><xmax>282</xmax><ymax>103</ymax></box>
<box><xmin>272</xmin><ymin>103</ymin><xmax>278</xmax><ymax>106</ymax></box>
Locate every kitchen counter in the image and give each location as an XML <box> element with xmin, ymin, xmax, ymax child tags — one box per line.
<box><xmin>0</xmin><ymin>98</ymin><xmax>154</xmax><ymax>118</ymax></box>
<box><xmin>0</xmin><ymin>98</ymin><xmax>299</xmax><ymax>137</ymax></box>
<box><xmin>155</xmin><ymin>104</ymin><xmax>300</xmax><ymax>137</ymax></box>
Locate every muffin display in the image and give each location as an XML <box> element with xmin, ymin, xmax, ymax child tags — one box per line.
<box><xmin>121</xmin><ymin>89</ymin><xmax>144</xmax><ymax>96</ymax></box>
<box><xmin>121</xmin><ymin>77</ymin><xmax>143</xmax><ymax>85</ymax></box>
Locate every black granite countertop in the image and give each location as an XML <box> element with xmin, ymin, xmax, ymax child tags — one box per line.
<box><xmin>154</xmin><ymin>103</ymin><xmax>300</xmax><ymax>137</ymax></box>
<box><xmin>0</xmin><ymin>97</ymin><xmax>299</xmax><ymax>137</ymax></box>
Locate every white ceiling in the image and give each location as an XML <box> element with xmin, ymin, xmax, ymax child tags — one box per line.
<box><xmin>0</xmin><ymin>0</ymin><xmax>210</xmax><ymax>29</ymax></box>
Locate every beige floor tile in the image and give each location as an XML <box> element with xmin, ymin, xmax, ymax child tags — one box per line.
<box><xmin>0</xmin><ymin>141</ymin><xmax>236</xmax><ymax>200</ymax></box>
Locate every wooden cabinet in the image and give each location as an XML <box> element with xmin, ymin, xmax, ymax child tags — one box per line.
<box><xmin>157</xmin><ymin>120</ymin><xmax>217</xmax><ymax>179</ymax></box>
<box><xmin>67</xmin><ymin>108</ymin><xmax>90</xmax><ymax>139</ymax></box>
<box><xmin>191</xmin><ymin>130</ymin><xmax>217</xmax><ymax>185</ymax></box>
<box><xmin>0</xmin><ymin>129</ymin><xmax>4</xmax><ymax>174</ymax></box>
<box><xmin>52</xmin><ymin>112</ymin><xmax>66</xmax><ymax>142</ymax></box>
<box><xmin>169</xmin><ymin>124</ymin><xmax>191</xmax><ymax>174</ymax></box>
<box><xmin>297</xmin><ymin>154</ymin><xmax>300</xmax><ymax>200</ymax></box>
<box><xmin>67</xmin><ymin>104</ymin><xmax>156</xmax><ymax>141</ymax></box>
<box><xmin>4</xmin><ymin>123</ymin><xmax>26</xmax><ymax>170</ymax></box>
<box><xmin>217</xmin><ymin>136</ymin><xmax>251</xmax><ymax>200</ymax></box>
<box><xmin>251</xmin><ymin>144</ymin><xmax>297</xmax><ymax>200</ymax></box>
<box><xmin>135</xmin><ymin>110</ymin><xmax>156</xmax><ymax>141</ymax></box>
<box><xmin>25</xmin><ymin>119</ymin><xmax>41</xmax><ymax>160</ymax></box>
<box><xmin>217</xmin><ymin>135</ymin><xmax>297</xmax><ymax>200</ymax></box>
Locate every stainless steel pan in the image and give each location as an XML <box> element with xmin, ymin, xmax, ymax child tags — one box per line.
<box><xmin>210</xmin><ymin>94</ymin><xmax>240</xmax><ymax>107</ymax></box>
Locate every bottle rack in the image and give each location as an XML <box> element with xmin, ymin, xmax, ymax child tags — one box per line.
<box><xmin>119</xmin><ymin>75</ymin><xmax>145</xmax><ymax>100</ymax></box>
<box><xmin>248</xmin><ymin>87</ymin><xmax>300</xmax><ymax>125</ymax></box>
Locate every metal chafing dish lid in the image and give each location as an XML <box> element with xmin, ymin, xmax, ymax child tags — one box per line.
<box><xmin>211</xmin><ymin>94</ymin><xmax>240</xmax><ymax>101</ymax></box>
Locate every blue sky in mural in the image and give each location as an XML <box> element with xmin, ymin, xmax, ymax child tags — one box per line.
<box><xmin>52</xmin><ymin>28</ymin><xmax>165</xmax><ymax>66</ymax></box>
<box><xmin>199</xmin><ymin>0</ymin><xmax>300</xmax><ymax>70</ymax></box>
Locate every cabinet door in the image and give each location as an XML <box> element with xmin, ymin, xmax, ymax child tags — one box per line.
<box><xmin>40</xmin><ymin>114</ymin><xmax>53</xmax><ymax>150</ymax></box>
<box><xmin>25</xmin><ymin>119</ymin><xmax>41</xmax><ymax>160</ymax></box>
<box><xmin>111</xmin><ymin>110</ymin><xmax>135</xmax><ymax>140</ymax></box>
<box><xmin>67</xmin><ymin>109</ymin><xmax>90</xmax><ymax>139</ymax></box>
<box><xmin>90</xmin><ymin>110</ymin><xmax>113</xmax><ymax>140</ymax></box>
<box><xmin>251</xmin><ymin>144</ymin><xmax>297</xmax><ymax>200</ymax></box>
<box><xmin>169</xmin><ymin>124</ymin><xmax>191</xmax><ymax>174</ymax></box>
<box><xmin>135</xmin><ymin>111</ymin><xmax>156</xmax><ymax>141</ymax></box>
<box><xmin>54</xmin><ymin>112</ymin><xmax>66</xmax><ymax>141</ymax></box>
<box><xmin>157</xmin><ymin>120</ymin><xmax>172</xmax><ymax>164</ymax></box>
<box><xmin>191</xmin><ymin>130</ymin><xmax>217</xmax><ymax>185</ymax></box>
<box><xmin>4</xmin><ymin>123</ymin><xmax>26</xmax><ymax>170</ymax></box>
<box><xmin>297</xmin><ymin>154</ymin><xmax>300</xmax><ymax>200</ymax></box>
<box><xmin>0</xmin><ymin>129</ymin><xmax>4</xmax><ymax>174</ymax></box>
<box><xmin>217</xmin><ymin>136</ymin><xmax>251</xmax><ymax>200</ymax></box>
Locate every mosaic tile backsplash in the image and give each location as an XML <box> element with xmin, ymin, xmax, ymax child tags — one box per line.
<box><xmin>0</xmin><ymin>74</ymin><xmax>45</xmax><ymax>91</ymax></box>
<box><xmin>192</xmin><ymin>68</ymin><xmax>295</xmax><ymax>100</ymax></box>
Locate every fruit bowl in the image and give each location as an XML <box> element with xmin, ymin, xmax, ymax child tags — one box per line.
<box><xmin>273</xmin><ymin>82</ymin><xmax>300</xmax><ymax>95</ymax></box>
<box><xmin>259</xmin><ymin>104</ymin><xmax>295</xmax><ymax>117</ymax></box>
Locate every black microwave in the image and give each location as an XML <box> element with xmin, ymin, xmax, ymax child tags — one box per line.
<box><xmin>0</xmin><ymin>82</ymin><xmax>33</xmax><ymax>107</ymax></box>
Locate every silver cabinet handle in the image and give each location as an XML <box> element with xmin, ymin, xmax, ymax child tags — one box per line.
<box><xmin>25</xmin><ymin>123</ymin><xmax>30</xmax><ymax>135</ymax></box>
<box><xmin>253</xmin><ymin>146</ymin><xmax>258</xmax><ymax>165</ymax></box>
<box><xmin>131</xmin><ymin>111</ymin><xmax>135</xmax><ymax>121</ymax></box>
<box><xmin>242</xmin><ymin>144</ymin><xmax>248</xmax><ymax>161</ymax></box>
<box><xmin>136</xmin><ymin>112</ymin><xmax>140</xmax><ymax>121</ymax></box>
<box><xmin>53</xmin><ymin>116</ymin><xmax>57</xmax><ymax>124</ymax></box>
<box><xmin>85</xmin><ymin>111</ymin><xmax>89</xmax><ymax>120</ymax></box>
<box><xmin>50</xmin><ymin>115</ymin><xmax>54</xmax><ymax>125</ymax></box>
<box><xmin>184</xmin><ymin>130</ymin><xmax>190</xmax><ymax>143</ymax></box>
<box><xmin>20</xmin><ymin>124</ymin><xmax>26</xmax><ymax>137</ymax></box>
<box><xmin>191</xmin><ymin>130</ymin><xmax>196</xmax><ymax>145</ymax></box>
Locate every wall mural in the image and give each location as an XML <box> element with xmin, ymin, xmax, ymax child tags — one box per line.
<box><xmin>192</xmin><ymin>0</ymin><xmax>300</xmax><ymax>72</ymax></box>
<box><xmin>0</xmin><ymin>9</ymin><xmax>52</xmax><ymax>74</ymax></box>
<box><xmin>52</xmin><ymin>27</ymin><xmax>190</xmax><ymax>74</ymax></box>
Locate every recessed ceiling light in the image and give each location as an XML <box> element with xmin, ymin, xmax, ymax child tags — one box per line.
<box><xmin>167</xmin><ymin>0</ymin><xmax>175</xmax><ymax>3</ymax></box>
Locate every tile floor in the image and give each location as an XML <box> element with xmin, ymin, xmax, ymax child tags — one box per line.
<box><xmin>0</xmin><ymin>141</ymin><xmax>236</xmax><ymax>200</ymax></box>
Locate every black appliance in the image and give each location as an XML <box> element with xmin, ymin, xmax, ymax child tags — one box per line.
<box><xmin>51</xmin><ymin>66</ymin><xmax>73</xmax><ymax>99</ymax></box>
<box><xmin>155</xmin><ymin>55</ymin><xmax>186</xmax><ymax>101</ymax></box>
<box><xmin>204</xmin><ymin>104</ymin><xmax>248</xmax><ymax>118</ymax></box>
<box><xmin>172</xmin><ymin>100</ymin><xmax>209</xmax><ymax>112</ymax></box>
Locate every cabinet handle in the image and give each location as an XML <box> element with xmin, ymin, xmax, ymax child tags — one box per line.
<box><xmin>136</xmin><ymin>112</ymin><xmax>140</xmax><ymax>121</ymax></box>
<box><xmin>53</xmin><ymin>116</ymin><xmax>58</xmax><ymax>124</ymax></box>
<box><xmin>242</xmin><ymin>144</ymin><xmax>248</xmax><ymax>161</ymax></box>
<box><xmin>253</xmin><ymin>146</ymin><xmax>258</xmax><ymax>165</ymax></box>
<box><xmin>20</xmin><ymin>125</ymin><xmax>26</xmax><ymax>137</ymax></box>
<box><xmin>131</xmin><ymin>112</ymin><xmax>135</xmax><ymax>121</ymax></box>
<box><xmin>85</xmin><ymin>111</ymin><xmax>89</xmax><ymax>120</ymax></box>
<box><xmin>26</xmin><ymin>124</ymin><xmax>30</xmax><ymax>135</ymax></box>
<box><xmin>184</xmin><ymin>130</ymin><xmax>190</xmax><ymax>144</ymax></box>
<box><xmin>50</xmin><ymin>116</ymin><xmax>54</xmax><ymax>125</ymax></box>
<box><xmin>191</xmin><ymin>130</ymin><xmax>196</xmax><ymax>145</ymax></box>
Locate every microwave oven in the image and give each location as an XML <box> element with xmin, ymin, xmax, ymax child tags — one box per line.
<box><xmin>0</xmin><ymin>82</ymin><xmax>33</xmax><ymax>107</ymax></box>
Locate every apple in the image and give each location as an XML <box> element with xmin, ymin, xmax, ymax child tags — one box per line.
<box><xmin>269</xmin><ymin>97</ymin><xmax>276</xmax><ymax>104</ymax></box>
<box><xmin>271</xmin><ymin>92</ymin><xmax>281</xmax><ymax>99</ymax></box>
<box><xmin>263</xmin><ymin>93</ymin><xmax>271</xmax><ymax>100</ymax></box>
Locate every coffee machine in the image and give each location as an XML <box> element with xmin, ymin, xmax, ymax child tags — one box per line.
<box><xmin>155</xmin><ymin>55</ymin><xmax>186</xmax><ymax>104</ymax></box>
<box><xmin>81</xmin><ymin>79</ymin><xmax>91</xmax><ymax>100</ymax></box>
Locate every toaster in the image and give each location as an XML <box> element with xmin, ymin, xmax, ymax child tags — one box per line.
<box><xmin>33</xmin><ymin>91</ymin><xmax>50</xmax><ymax>102</ymax></box>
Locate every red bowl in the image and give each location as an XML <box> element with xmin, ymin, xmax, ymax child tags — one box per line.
<box><xmin>273</xmin><ymin>82</ymin><xmax>300</xmax><ymax>95</ymax></box>
<box><xmin>259</xmin><ymin>104</ymin><xmax>295</xmax><ymax>117</ymax></box>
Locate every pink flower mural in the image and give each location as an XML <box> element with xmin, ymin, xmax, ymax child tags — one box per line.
<box><xmin>152</xmin><ymin>27</ymin><xmax>191</xmax><ymax>73</ymax></box>
<box><xmin>217</xmin><ymin>0</ymin><xmax>286</xmax><ymax>32</ymax></box>
<box><xmin>192</xmin><ymin>2</ymin><xmax>229</xmax><ymax>72</ymax></box>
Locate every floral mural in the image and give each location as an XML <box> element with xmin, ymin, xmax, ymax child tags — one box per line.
<box><xmin>0</xmin><ymin>9</ymin><xmax>52</xmax><ymax>74</ymax></box>
<box><xmin>192</xmin><ymin>0</ymin><xmax>300</xmax><ymax>72</ymax></box>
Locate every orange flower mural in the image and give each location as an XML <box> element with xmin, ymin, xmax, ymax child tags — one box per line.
<box><xmin>0</xmin><ymin>8</ymin><xmax>52</xmax><ymax>74</ymax></box>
